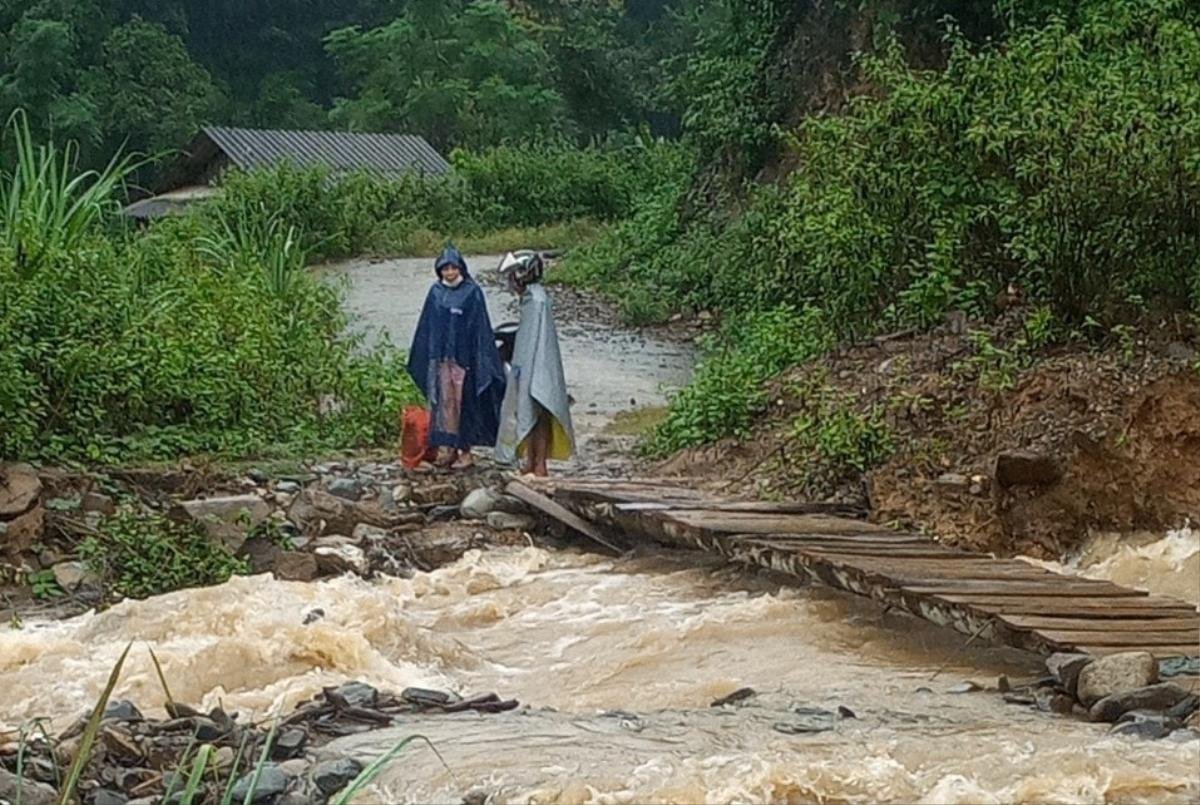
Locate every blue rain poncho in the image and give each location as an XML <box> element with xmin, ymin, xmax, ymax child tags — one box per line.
<box><xmin>495</xmin><ymin>283</ymin><xmax>575</xmax><ymax>463</ymax></box>
<box><xmin>406</xmin><ymin>247</ymin><xmax>506</xmax><ymax>450</ymax></box>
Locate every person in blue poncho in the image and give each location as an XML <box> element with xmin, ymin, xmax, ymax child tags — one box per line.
<box><xmin>407</xmin><ymin>246</ymin><xmax>506</xmax><ymax>470</ymax></box>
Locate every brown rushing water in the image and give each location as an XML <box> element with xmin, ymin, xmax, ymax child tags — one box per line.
<box><xmin>3</xmin><ymin>528</ymin><xmax>1197</xmax><ymax>803</ymax></box>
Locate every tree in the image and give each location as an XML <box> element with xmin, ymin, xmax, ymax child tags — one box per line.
<box><xmin>327</xmin><ymin>0</ymin><xmax>570</xmax><ymax>149</ymax></box>
<box><xmin>82</xmin><ymin>18</ymin><xmax>224</xmax><ymax>162</ymax></box>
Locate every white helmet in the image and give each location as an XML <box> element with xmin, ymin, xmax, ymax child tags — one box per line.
<box><xmin>497</xmin><ymin>250</ymin><xmax>544</xmax><ymax>285</ymax></box>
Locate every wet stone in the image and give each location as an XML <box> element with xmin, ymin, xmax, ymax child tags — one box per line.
<box><xmin>273</xmin><ymin>728</ymin><xmax>308</xmax><ymax>759</ymax></box>
<box><xmin>248</xmin><ymin>468</ymin><xmax>271</xmax><ymax>484</ymax></box>
<box><xmin>1034</xmin><ymin>689</ymin><xmax>1075</xmax><ymax>715</ymax></box>
<box><xmin>1077</xmin><ymin>651</ymin><xmax>1157</xmax><ymax>707</ymax></box>
<box><xmin>276</xmin><ymin>480</ymin><xmax>302</xmax><ymax>495</ymax></box>
<box><xmin>1089</xmin><ymin>683</ymin><xmax>1190</xmax><ymax>723</ymax></box>
<box><xmin>102</xmin><ymin>700</ymin><xmax>143</xmax><ymax>722</ymax></box>
<box><xmin>303</xmin><ymin>608</ymin><xmax>325</xmax><ymax>625</ymax></box>
<box><xmin>1110</xmin><ymin>711</ymin><xmax>1180</xmax><ymax>740</ymax></box>
<box><xmin>710</xmin><ymin>687</ymin><xmax>756</xmax><ymax>707</ymax></box>
<box><xmin>1166</xmin><ymin>694</ymin><xmax>1199</xmax><ymax>721</ymax></box>
<box><xmin>312</xmin><ymin>758</ymin><xmax>364</xmax><ymax>796</ymax></box>
<box><xmin>1045</xmin><ymin>653</ymin><xmax>1091</xmax><ymax>698</ymax></box>
<box><xmin>231</xmin><ymin>764</ymin><xmax>290</xmax><ymax>803</ymax></box>
<box><xmin>330</xmin><ymin>681</ymin><xmax>379</xmax><ymax>709</ymax></box>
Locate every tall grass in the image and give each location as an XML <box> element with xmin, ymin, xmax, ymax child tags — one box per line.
<box><xmin>58</xmin><ymin>643</ymin><xmax>132</xmax><ymax>805</ymax></box>
<box><xmin>0</xmin><ymin>111</ymin><xmax>141</xmax><ymax>278</ymax></box>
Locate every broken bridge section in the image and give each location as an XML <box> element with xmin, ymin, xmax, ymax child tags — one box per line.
<box><xmin>514</xmin><ymin>477</ymin><xmax>1200</xmax><ymax>660</ymax></box>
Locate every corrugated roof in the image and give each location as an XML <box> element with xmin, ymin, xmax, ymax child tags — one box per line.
<box><xmin>202</xmin><ymin>127</ymin><xmax>451</xmax><ymax>177</ymax></box>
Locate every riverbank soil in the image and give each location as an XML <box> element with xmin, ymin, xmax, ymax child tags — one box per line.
<box><xmin>659</xmin><ymin>313</ymin><xmax>1200</xmax><ymax>559</ymax></box>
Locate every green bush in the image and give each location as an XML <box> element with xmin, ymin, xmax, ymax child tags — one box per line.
<box><xmin>78</xmin><ymin>511</ymin><xmax>249</xmax><ymax>599</ymax></box>
<box><xmin>571</xmin><ymin>0</ymin><xmax>1200</xmax><ymax>454</ymax></box>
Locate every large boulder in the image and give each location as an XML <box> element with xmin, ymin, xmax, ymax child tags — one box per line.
<box><xmin>173</xmin><ymin>494</ymin><xmax>270</xmax><ymax>552</ymax></box>
<box><xmin>1089</xmin><ymin>683</ymin><xmax>1191</xmax><ymax>723</ymax></box>
<box><xmin>287</xmin><ymin>489</ymin><xmax>403</xmax><ymax>537</ymax></box>
<box><xmin>1077</xmin><ymin>651</ymin><xmax>1158</xmax><ymax>707</ymax></box>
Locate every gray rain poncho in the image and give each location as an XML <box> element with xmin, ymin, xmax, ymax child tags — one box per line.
<box><xmin>495</xmin><ymin>283</ymin><xmax>575</xmax><ymax>463</ymax></box>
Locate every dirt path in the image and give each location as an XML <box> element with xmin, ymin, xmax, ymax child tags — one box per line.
<box><xmin>326</xmin><ymin>255</ymin><xmax>694</xmax><ymax>472</ymax></box>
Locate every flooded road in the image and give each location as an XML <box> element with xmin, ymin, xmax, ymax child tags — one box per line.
<box><xmin>326</xmin><ymin>255</ymin><xmax>694</xmax><ymax>468</ymax></box>
<box><xmin>3</xmin><ymin>529</ymin><xmax>1197</xmax><ymax>803</ymax></box>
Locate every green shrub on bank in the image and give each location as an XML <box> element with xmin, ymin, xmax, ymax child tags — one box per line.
<box><xmin>571</xmin><ymin>0</ymin><xmax>1200</xmax><ymax>454</ymax></box>
<box><xmin>0</xmin><ymin>117</ymin><xmax>416</xmax><ymax>462</ymax></box>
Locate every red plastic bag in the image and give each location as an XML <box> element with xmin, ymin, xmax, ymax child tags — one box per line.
<box><xmin>400</xmin><ymin>405</ymin><xmax>438</xmax><ymax>469</ymax></box>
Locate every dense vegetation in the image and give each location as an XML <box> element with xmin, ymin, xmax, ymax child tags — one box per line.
<box><xmin>560</xmin><ymin>0</ymin><xmax>1200</xmax><ymax>455</ymax></box>
<box><xmin>2</xmin><ymin>0</ymin><xmax>1198</xmax><ymax>468</ymax></box>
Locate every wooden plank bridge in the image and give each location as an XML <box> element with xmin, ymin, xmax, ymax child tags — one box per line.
<box><xmin>516</xmin><ymin>478</ymin><xmax>1200</xmax><ymax>660</ymax></box>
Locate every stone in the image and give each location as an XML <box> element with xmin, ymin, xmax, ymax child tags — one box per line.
<box><xmin>0</xmin><ymin>767</ymin><xmax>57</xmax><ymax>805</ymax></box>
<box><xmin>231</xmin><ymin>764</ymin><xmax>291</xmax><ymax>802</ymax></box>
<box><xmin>277</xmin><ymin>759</ymin><xmax>309</xmax><ymax>777</ymax></box>
<box><xmin>277</xmin><ymin>792</ymin><xmax>316</xmax><ymax>805</ymax></box>
<box><xmin>248</xmin><ymin>468</ymin><xmax>271</xmax><ymax>484</ymax></box>
<box><xmin>276</xmin><ymin>480</ymin><xmax>302</xmax><ymax>495</ymax></box>
<box><xmin>1165</xmin><ymin>341</ymin><xmax>1197</xmax><ymax>363</ymax></box>
<box><xmin>175</xmin><ymin>494</ymin><xmax>271</xmax><ymax>552</ymax></box>
<box><xmin>303</xmin><ymin>608</ymin><xmax>325</xmax><ymax>624</ymax></box>
<box><xmin>314</xmin><ymin>544</ymin><xmax>368</xmax><ymax>576</ymax></box>
<box><xmin>273</xmin><ymin>728</ymin><xmax>308</xmax><ymax>759</ymax></box>
<box><xmin>994</xmin><ymin>451</ymin><xmax>1062</xmax><ymax>488</ymax></box>
<box><xmin>1110</xmin><ymin>710</ymin><xmax>1181</xmax><ymax>739</ymax></box>
<box><xmin>461</xmin><ymin>487</ymin><xmax>504</xmax><ymax>519</ymax></box>
<box><xmin>1046</xmin><ymin>653</ymin><xmax>1092</xmax><ymax>698</ymax></box>
<box><xmin>52</xmin><ymin>561</ymin><xmax>99</xmax><ymax>592</ymax></box>
<box><xmin>328</xmin><ymin>478</ymin><xmax>364</xmax><ymax>501</ymax></box>
<box><xmin>391</xmin><ymin>483</ymin><xmax>413</xmax><ymax>503</ymax></box>
<box><xmin>352</xmin><ymin>523</ymin><xmax>389</xmax><ymax>542</ymax></box>
<box><xmin>946</xmin><ymin>681</ymin><xmax>981</xmax><ymax>694</ymax></box>
<box><xmin>81</xmin><ymin>491</ymin><xmax>117</xmax><ymax>516</ymax></box>
<box><xmin>1034</xmin><ymin>688</ymin><xmax>1075</xmax><ymax>715</ymax></box>
<box><xmin>330</xmin><ymin>681</ymin><xmax>378</xmax><ymax>708</ymax></box>
<box><xmin>2</xmin><ymin>505</ymin><xmax>44</xmax><ymax>555</ymax></box>
<box><xmin>0</xmin><ymin>462</ymin><xmax>41</xmax><ymax>517</ymax></box>
<box><xmin>1077</xmin><ymin>651</ymin><xmax>1157</xmax><ymax>707</ymax></box>
<box><xmin>91</xmin><ymin>789</ymin><xmax>129</xmax><ymax>805</ymax></box>
<box><xmin>312</xmin><ymin>758</ymin><xmax>364</xmax><ymax>796</ymax></box>
<box><xmin>1167</xmin><ymin>694</ymin><xmax>1199</xmax><ymax>721</ymax></box>
<box><xmin>711</xmin><ymin>687</ymin><xmax>756</xmax><ymax>707</ymax></box>
<box><xmin>288</xmin><ymin>489</ymin><xmax>393</xmax><ymax>537</ymax></box>
<box><xmin>1189</xmin><ymin>709</ymin><xmax>1200</xmax><ymax>730</ymax></box>
<box><xmin>275</xmin><ymin>551</ymin><xmax>319</xmax><ymax>582</ymax></box>
<box><xmin>1089</xmin><ymin>683</ymin><xmax>1190</xmax><ymax>723</ymax></box>
<box><xmin>934</xmin><ymin>473</ymin><xmax>970</xmax><ymax>493</ymax></box>
<box><xmin>414</xmin><ymin>482</ymin><xmax>459</xmax><ymax>506</ymax></box>
<box><xmin>102</xmin><ymin>700</ymin><xmax>144</xmax><ymax>722</ymax></box>
<box><xmin>486</xmin><ymin>511</ymin><xmax>537</xmax><ymax>532</ymax></box>
<box><xmin>242</xmin><ymin>537</ymin><xmax>284</xmax><ymax>574</ymax></box>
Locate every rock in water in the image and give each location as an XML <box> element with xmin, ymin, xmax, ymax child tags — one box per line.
<box><xmin>314</xmin><ymin>543</ymin><xmax>368</xmax><ymax>576</ymax></box>
<box><xmin>329</xmin><ymin>681</ymin><xmax>379</xmax><ymax>708</ymax></box>
<box><xmin>1089</xmin><ymin>683</ymin><xmax>1190</xmax><ymax>723</ymax></box>
<box><xmin>1110</xmin><ymin>710</ymin><xmax>1181</xmax><ymax>740</ymax></box>
<box><xmin>460</xmin><ymin>487</ymin><xmax>504</xmax><ymax>519</ymax></box>
<box><xmin>1046</xmin><ymin>653</ymin><xmax>1092</xmax><ymax>698</ymax></box>
<box><xmin>312</xmin><ymin>758</ymin><xmax>364</xmax><ymax>796</ymax></box>
<box><xmin>231</xmin><ymin>764</ymin><xmax>290</xmax><ymax>803</ymax></box>
<box><xmin>1076</xmin><ymin>651</ymin><xmax>1157</xmax><ymax>707</ymax></box>
<box><xmin>274</xmin><ymin>551</ymin><xmax>319</xmax><ymax>582</ymax></box>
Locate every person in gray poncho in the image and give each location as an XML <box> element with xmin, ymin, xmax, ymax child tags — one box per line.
<box><xmin>494</xmin><ymin>251</ymin><xmax>575</xmax><ymax>475</ymax></box>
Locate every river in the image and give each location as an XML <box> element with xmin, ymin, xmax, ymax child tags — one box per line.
<box><xmin>1</xmin><ymin>258</ymin><xmax>1197</xmax><ymax>804</ymax></box>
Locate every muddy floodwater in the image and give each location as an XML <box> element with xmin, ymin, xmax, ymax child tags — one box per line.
<box><xmin>3</xmin><ymin>527</ymin><xmax>1198</xmax><ymax>803</ymax></box>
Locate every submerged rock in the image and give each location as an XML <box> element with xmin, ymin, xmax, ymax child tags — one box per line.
<box><xmin>1077</xmin><ymin>651</ymin><xmax>1157</xmax><ymax>707</ymax></box>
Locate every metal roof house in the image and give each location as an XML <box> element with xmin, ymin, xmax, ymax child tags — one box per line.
<box><xmin>123</xmin><ymin>127</ymin><xmax>451</xmax><ymax>219</ymax></box>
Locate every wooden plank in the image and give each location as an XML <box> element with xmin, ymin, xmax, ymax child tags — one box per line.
<box><xmin>506</xmin><ymin>481</ymin><xmax>623</xmax><ymax>554</ymax></box>
<box><xmin>998</xmin><ymin>615</ymin><xmax>1200</xmax><ymax>632</ymax></box>
<box><xmin>665</xmin><ymin>510</ymin><xmax>893</xmax><ymax>536</ymax></box>
<box><xmin>1035</xmin><ymin>629</ymin><xmax>1200</xmax><ymax>647</ymax></box>
<box><xmin>617</xmin><ymin>500</ymin><xmax>867</xmax><ymax>517</ymax></box>
<box><xmin>904</xmin><ymin>581</ymin><xmax>1146</xmax><ymax>597</ymax></box>
<box><xmin>934</xmin><ymin>594</ymin><xmax>1195</xmax><ymax>615</ymax></box>
<box><xmin>1080</xmin><ymin>645</ymin><xmax>1200</xmax><ymax>657</ymax></box>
